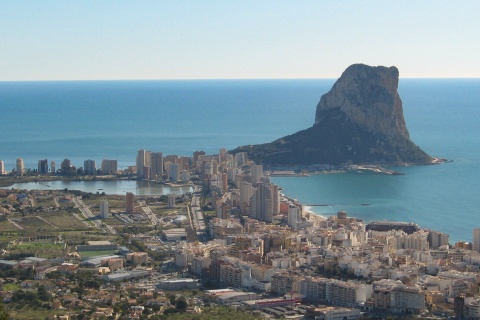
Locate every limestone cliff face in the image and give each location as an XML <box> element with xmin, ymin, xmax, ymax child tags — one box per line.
<box><xmin>315</xmin><ymin>64</ymin><xmax>408</xmax><ymax>138</ymax></box>
<box><xmin>232</xmin><ymin>64</ymin><xmax>433</xmax><ymax>166</ymax></box>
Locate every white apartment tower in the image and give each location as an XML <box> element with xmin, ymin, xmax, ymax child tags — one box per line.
<box><xmin>0</xmin><ymin>160</ymin><xmax>5</xmax><ymax>175</ymax></box>
<box><xmin>168</xmin><ymin>194</ymin><xmax>176</xmax><ymax>208</ymax></box>
<box><xmin>250</xmin><ymin>181</ymin><xmax>273</xmax><ymax>223</ymax></box>
<box><xmin>15</xmin><ymin>158</ymin><xmax>24</xmax><ymax>176</ymax></box>
<box><xmin>288</xmin><ymin>205</ymin><xmax>301</xmax><ymax>229</ymax></box>
<box><xmin>100</xmin><ymin>200</ymin><xmax>109</xmax><ymax>219</ymax></box>
<box><xmin>240</xmin><ymin>180</ymin><xmax>254</xmax><ymax>214</ymax></box>
<box><xmin>251</xmin><ymin>164</ymin><xmax>263</xmax><ymax>185</ymax></box>
<box><xmin>170</xmin><ymin>163</ymin><xmax>179</xmax><ymax>182</ymax></box>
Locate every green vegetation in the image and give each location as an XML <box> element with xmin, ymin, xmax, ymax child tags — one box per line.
<box><xmin>8</xmin><ymin>242</ymin><xmax>65</xmax><ymax>259</ymax></box>
<box><xmin>2</xmin><ymin>283</ymin><xmax>20</xmax><ymax>291</ymax></box>
<box><xmin>78</xmin><ymin>250</ymin><xmax>118</xmax><ymax>258</ymax></box>
<box><xmin>154</xmin><ymin>306</ymin><xmax>264</xmax><ymax>320</ymax></box>
<box><xmin>41</xmin><ymin>212</ymin><xmax>86</xmax><ymax>228</ymax></box>
<box><xmin>0</xmin><ymin>301</ymin><xmax>9</xmax><ymax>320</ymax></box>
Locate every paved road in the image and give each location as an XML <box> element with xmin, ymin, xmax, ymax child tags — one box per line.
<box><xmin>140</xmin><ymin>201</ymin><xmax>158</xmax><ymax>226</ymax></box>
<box><xmin>73</xmin><ymin>197</ymin><xmax>116</xmax><ymax>234</ymax></box>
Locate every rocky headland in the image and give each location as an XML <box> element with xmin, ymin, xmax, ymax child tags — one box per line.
<box><xmin>232</xmin><ymin>64</ymin><xmax>433</xmax><ymax>167</ymax></box>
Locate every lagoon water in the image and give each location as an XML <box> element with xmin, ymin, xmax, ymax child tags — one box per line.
<box><xmin>8</xmin><ymin>180</ymin><xmax>192</xmax><ymax>196</ymax></box>
<box><xmin>1</xmin><ymin>78</ymin><xmax>479</xmax><ymax>242</ymax></box>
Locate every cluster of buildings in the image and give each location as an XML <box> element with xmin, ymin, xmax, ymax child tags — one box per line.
<box><xmin>7</xmin><ymin>148</ymin><xmax>480</xmax><ymax>319</ymax></box>
<box><xmin>0</xmin><ymin>158</ymin><xmax>119</xmax><ymax>176</ymax></box>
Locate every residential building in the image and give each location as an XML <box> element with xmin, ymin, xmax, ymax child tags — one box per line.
<box><xmin>150</xmin><ymin>152</ymin><xmax>163</xmax><ymax>179</ymax></box>
<box><xmin>251</xmin><ymin>164</ymin><xmax>263</xmax><ymax>185</ymax></box>
<box><xmin>100</xmin><ymin>200</ymin><xmax>109</xmax><ymax>219</ymax></box>
<box><xmin>428</xmin><ymin>230</ymin><xmax>449</xmax><ymax>249</ymax></box>
<box><xmin>136</xmin><ymin>149</ymin><xmax>151</xmax><ymax>179</ymax></box>
<box><xmin>288</xmin><ymin>204</ymin><xmax>301</xmax><ymax>229</ymax></box>
<box><xmin>250</xmin><ymin>179</ymin><xmax>279</xmax><ymax>223</ymax></box>
<box><xmin>167</xmin><ymin>194</ymin><xmax>176</xmax><ymax>208</ymax></box>
<box><xmin>50</xmin><ymin>161</ymin><xmax>56</xmax><ymax>174</ymax></box>
<box><xmin>126</xmin><ymin>192</ymin><xmax>135</xmax><ymax>214</ymax></box>
<box><xmin>16</xmin><ymin>158</ymin><xmax>24</xmax><ymax>175</ymax></box>
<box><xmin>126</xmin><ymin>252</ymin><xmax>148</xmax><ymax>265</ymax></box>
<box><xmin>169</xmin><ymin>163</ymin><xmax>179</xmax><ymax>182</ymax></box>
<box><xmin>38</xmin><ymin>159</ymin><xmax>48</xmax><ymax>174</ymax></box>
<box><xmin>101</xmin><ymin>159</ymin><xmax>117</xmax><ymax>174</ymax></box>
<box><xmin>84</xmin><ymin>159</ymin><xmax>96</xmax><ymax>175</ymax></box>
<box><xmin>473</xmin><ymin>228</ymin><xmax>480</xmax><ymax>253</ymax></box>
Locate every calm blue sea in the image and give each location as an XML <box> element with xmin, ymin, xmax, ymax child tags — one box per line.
<box><xmin>1</xmin><ymin>79</ymin><xmax>479</xmax><ymax>242</ymax></box>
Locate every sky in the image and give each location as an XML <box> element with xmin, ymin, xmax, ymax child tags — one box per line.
<box><xmin>1</xmin><ymin>1</ymin><xmax>479</xmax><ymax>81</ymax></box>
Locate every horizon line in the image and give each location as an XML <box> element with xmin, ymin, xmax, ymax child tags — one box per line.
<box><xmin>1</xmin><ymin>76</ymin><xmax>480</xmax><ymax>83</ymax></box>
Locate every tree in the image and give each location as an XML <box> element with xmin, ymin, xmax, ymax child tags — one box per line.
<box><xmin>0</xmin><ymin>300</ymin><xmax>9</xmax><ymax>320</ymax></box>
<box><xmin>175</xmin><ymin>297</ymin><xmax>187</xmax><ymax>311</ymax></box>
<box><xmin>168</xmin><ymin>294</ymin><xmax>176</xmax><ymax>306</ymax></box>
<box><xmin>37</xmin><ymin>285</ymin><xmax>50</xmax><ymax>301</ymax></box>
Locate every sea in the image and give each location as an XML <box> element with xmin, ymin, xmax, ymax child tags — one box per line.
<box><xmin>1</xmin><ymin>78</ymin><xmax>479</xmax><ymax>243</ymax></box>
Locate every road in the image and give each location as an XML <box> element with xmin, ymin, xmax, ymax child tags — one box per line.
<box><xmin>140</xmin><ymin>201</ymin><xmax>159</xmax><ymax>226</ymax></box>
<box><xmin>73</xmin><ymin>196</ymin><xmax>116</xmax><ymax>234</ymax></box>
<box><xmin>189</xmin><ymin>186</ymin><xmax>207</xmax><ymax>241</ymax></box>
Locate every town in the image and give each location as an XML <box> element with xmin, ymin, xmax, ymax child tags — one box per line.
<box><xmin>0</xmin><ymin>149</ymin><xmax>479</xmax><ymax>320</ymax></box>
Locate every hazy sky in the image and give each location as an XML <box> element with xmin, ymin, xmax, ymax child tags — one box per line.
<box><xmin>1</xmin><ymin>1</ymin><xmax>479</xmax><ymax>80</ymax></box>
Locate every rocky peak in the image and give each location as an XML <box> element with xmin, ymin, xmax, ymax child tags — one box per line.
<box><xmin>315</xmin><ymin>64</ymin><xmax>409</xmax><ymax>138</ymax></box>
<box><xmin>232</xmin><ymin>64</ymin><xmax>432</xmax><ymax>167</ymax></box>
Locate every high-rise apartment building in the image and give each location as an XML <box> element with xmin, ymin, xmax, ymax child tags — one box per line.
<box><xmin>61</xmin><ymin>159</ymin><xmax>71</xmax><ymax>171</ymax></box>
<box><xmin>193</xmin><ymin>151</ymin><xmax>205</xmax><ymax>163</ymax></box>
<box><xmin>249</xmin><ymin>178</ymin><xmax>280</xmax><ymax>223</ymax></box>
<box><xmin>181</xmin><ymin>170</ymin><xmax>191</xmax><ymax>183</ymax></box>
<box><xmin>136</xmin><ymin>149</ymin><xmax>151</xmax><ymax>179</ymax></box>
<box><xmin>288</xmin><ymin>205</ymin><xmax>301</xmax><ymax>229</ymax></box>
<box><xmin>0</xmin><ymin>160</ymin><xmax>4</xmax><ymax>175</ymax></box>
<box><xmin>240</xmin><ymin>179</ymin><xmax>254</xmax><ymax>215</ymax></box>
<box><xmin>221</xmin><ymin>173</ymin><xmax>228</xmax><ymax>193</ymax></box>
<box><xmin>101</xmin><ymin>159</ymin><xmax>118</xmax><ymax>174</ymax></box>
<box><xmin>473</xmin><ymin>228</ymin><xmax>480</xmax><ymax>252</ymax></box>
<box><xmin>84</xmin><ymin>159</ymin><xmax>96</xmax><ymax>175</ymax></box>
<box><xmin>170</xmin><ymin>163</ymin><xmax>179</xmax><ymax>182</ymax></box>
<box><xmin>100</xmin><ymin>200</ymin><xmax>109</xmax><ymax>219</ymax></box>
<box><xmin>51</xmin><ymin>161</ymin><xmax>56</xmax><ymax>174</ymax></box>
<box><xmin>250</xmin><ymin>182</ymin><xmax>273</xmax><ymax>223</ymax></box>
<box><xmin>126</xmin><ymin>192</ymin><xmax>135</xmax><ymax>214</ymax></box>
<box><xmin>150</xmin><ymin>152</ymin><xmax>163</xmax><ymax>179</ymax></box>
<box><xmin>16</xmin><ymin>158</ymin><xmax>24</xmax><ymax>176</ymax></box>
<box><xmin>219</xmin><ymin>148</ymin><xmax>227</xmax><ymax>162</ymax></box>
<box><xmin>251</xmin><ymin>164</ymin><xmax>263</xmax><ymax>185</ymax></box>
<box><xmin>38</xmin><ymin>159</ymin><xmax>48</xmax><ymax>175</ymax></box>
<box><xmin>427</xmin><ymin>231</ymin><xmax>449</xmax><ymax>249</ymax></box>
<box><xmin>168</xmin><ymin>194</ymin><xmax>176</xmax><ymax>208</ymax></box>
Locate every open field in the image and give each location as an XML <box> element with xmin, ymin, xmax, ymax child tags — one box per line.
<box><xmin>41</xmin><ymin>211</ymin><xmax>87</xmax><ymax>228</ymax></box>
<box><xmin>16</xmin><ymin>216</ymin><xmax>51</xmax><ymax>229</ymax></box>
<box><xmin>0</xmin><ymin>220</ymin><xmax>18</xmax><ymax>232</ymax></box>
<box><xmin>8</xmin><ymin>242</ymin><xmax>65</xmax><ymax>258</ymax></box>
<box><xmin>6</xmin><ymin>306</ymin><xmax>67</xmax><ymax>320</ymax></box>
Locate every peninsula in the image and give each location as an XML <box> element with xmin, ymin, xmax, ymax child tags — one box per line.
<box><xmin>232</xmin><ymin>64</ymin><xmax>433</xmax><ymax>167</ymax></box>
